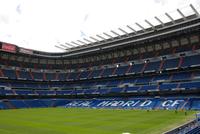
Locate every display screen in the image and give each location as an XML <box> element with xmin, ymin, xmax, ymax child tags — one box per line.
<box><xmin>2</xmin><ymin>43</ymin><xmax>16</xmax><ymax>53</ymax></box>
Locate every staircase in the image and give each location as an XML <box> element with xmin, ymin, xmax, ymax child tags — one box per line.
<box><xmin>43</xmin><ymin>72</ymin><xmax>46</xmax><ymax>81</ymax></box>
<box><xmin>141</xmin><ymin>63</ymin><xmax>148</xmax><ymax>73</ymax></box>
<box><xmin>99</xmin><ymin>66</ymin><xmax>105</xmax><ymax>77</ymax></box>
<box><xmin>126</xmin><ymin>65</ymin><xmax>132</xmax><ymax>74</ymax></box>
<box><xmin>112</xmin><ymin>67</ymin><xmax>117</xmax><ymax>76</ymax></box>
<box><xmin>0</xmin><ymin>68</ymin><xmax>5</xmax><ymax>77</ymax></box>
<box><xmin>15</xmin><ymin>69</ymin><xmax>20</xmax><ymax>79</ymax></box>
<box><xmin>29</xmin><ymin>71</ymin><xmax>34</xmax><ymax>80</ymax></box>
<box><xmin>55</xmin><ymin>72</ymin><xmax>59</xmax><ymax>80</ymax></box>
<box><xmin>159</xmin><ymin>60</ymin><xmax>164</xmax><ymax>71</ymax></box>
<box><xmin>87</xmin><ymin>68</ymin><xmax>93</xmax><ymax>79</ymax></box>
<box><xmin>178</xmin><ymin>57</ymin><xmax>183</xmax><ymax>68</ymax></box>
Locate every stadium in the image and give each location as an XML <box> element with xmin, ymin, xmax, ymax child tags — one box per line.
<box><xmin>0</xmin><ymin>2</ymin><xmax>200</xmax><ymax>134</ymax></box>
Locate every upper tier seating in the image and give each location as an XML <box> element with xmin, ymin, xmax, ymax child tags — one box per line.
<box><xmin>1</xmin><ymin>53</ymin><xmax>200</xmax><ymax>81</ymax></box>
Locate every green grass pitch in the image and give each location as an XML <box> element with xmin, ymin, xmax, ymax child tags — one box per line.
<box><xmin>0</xmin><ymin>108</ymin><xmax>196</xmax><ymax>134</ymax></box>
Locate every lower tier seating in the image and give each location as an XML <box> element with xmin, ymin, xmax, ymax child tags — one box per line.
<box><xmin>0</xmin><ymin>97</ymin><xmax>200</xmax><ymax>110</ymax></box>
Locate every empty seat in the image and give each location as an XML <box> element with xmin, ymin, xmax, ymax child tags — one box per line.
<box><xmin>180</xmin><ymin>81</ymin><xmax>200</xmax><ymax>89</ymax></box>
<box><xmin>172</xmin><ymin>72</ymin><xmax>191</xmax><ymax>81</ymax></box>
<box><xmin>3</xmin><ymin>69</ymin><xmax>16</xmax><ymax>79</ymax></box>
<box><xmin>58</xmin><ymin>73</ymin><xmax>67</xmax><ymax>81</ymax></box>
<box><xmin>125</xmin><ymin>86</ymin><xmax>140</xmax><ymax>92</ymax></box>
<box><xmin>84</xmin><ymin>89</ymin><xmax>96</xmax><ymax>94</ymax></box>
<box><xmin>79</xmin><ymin>71</ymin><xmax>89</xmax><ymax>79</ymax></box>
<box><xmin>110</xmin><ymin>87</ymin><xmax>123</xmax><ymax>93</ymax></box>
<box><xmin>145</xmin><ymin>61</ymin><xmax>160</xmax><ymax>72</ymax></box>
<box><xmin>128</xmin><ymin>63</ymin><xmax>144</xmax><ymax>74</ymax></box>
<box><xmin>115</xmin><ymin>65</ymin><xmax>128</xmax><ymax>76</ymax></box>
<box><xmin>159</xmin><ymin>83</ymin><xmax>177</xmax><ymax>90</ymax></box>
<box><xmin>162</xmin><ymin>58</ymin><xmax>179</xmax><ymax>70</ymax></box>
<box><xmin>56</xmin><ymin>90</ymin><xmax>72</xmax><ymax>95</ymax></box>
<box><xmin>102</xmin><ymin>67</ymin><xmax>114</xmax><ymax>77</ymax></box>
<box><xmin>33</xmin><ymin>72</ymin><xmax>43</xmax><ymax>80</ymax></box>
<box><xmin>182</xmin><ymin>55</ymin><xmax>200</xmax><ymax>68</ymax></box>
<box><xmin>19</xmin><ymin>71</ymin><xmax>32</xmax><ymax>80</ymax></box>
<box><xmin>90</xmin><ymin>69</ymin><xmax>101</xmax><ymax>78</ymax></box>
<box><xmin>46</xmin><ymin>73</ymin><xmax>55</xmax><ymax>81</ymax></box>
<box><xmin>140</xmin><ymin>85</ymin><xmax>158</xmax><ymax>91</ymax></box>
<box><xmin>15</xmin><ymin>90</ymin><xmax>34</xmax><ymax>95</ymax></box>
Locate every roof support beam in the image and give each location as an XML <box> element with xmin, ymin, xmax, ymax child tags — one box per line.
<box><xmin>111</xmin><ymin>30</ymin><xmax>121</xmax><ymax>36</ymax></box>
<box><xmin>55</xmin><ymin>45</ymin><xmax>66</xmax><ymax>50</ymax></box>
<box><xmin>165</xmin><ymin>13</ymin><xmax>175</xmax><ymax>23</ymax></box>
<box><xmin>60</xmin><ymin>44</ymin><xmax>70</xmax><ymax>49</ymax></box>
<box><xmin>96</xmin><ymin>34</ymin><xmax>106</xmax><ymax>40</ymax></box>
<box><xmin>190</xmin><ymin>4</ymin><xmax>199</xmax><ymax>16</ymax></box>
<box><xmin>65</xmin><ymin>42</ymin><xmax>76</xmax><ymax>47</ymax></box>
<box><xmin>103</xmin><ymin>32</ymin><xmax>113</xmax><ymax>38</ymax></box>
<box><xmin>90</xmin><ymin>36</ymin><xmax>99</xmax><ymax>42</ymax></box>
<box><xmin>83</xmin><ymin>38</ymin><xmax>93</xmax><ymax>43</ymax></box>
<box><xmin>118</xmin><ymin>28</ymin><xmax>128</xmax><ymax>34</ymax></box>
<box><xmin>135</xmin><ymin>23</ymin><xmax>145</xmax><ymax>31</ymax></box>
<box><xmin>126</xmin><ymin>25</ymin><xmax>137</xmax><ymax>33</ymax></box>
<box><xmin>177</xmin><ymin>9</ymin><xmax>186</xmax><ymax>20</ymax></box>
<box><xmin>71</xmin><ymin>41</ymin><xmax>81</xmax><ymax>46</ymax></box>
<box><xmin>77</xmin><ymin>40</ymin><xmax>87</xmax><ymax>45</ymax></box>
<box><xmin>155</xmin><ymin>16</ymin><xmax>164</xmax><ymax>26</ymax></box>
<box><xmin>145</xmin><ymin>19</ymin><xmax>155</xmax><ymax>29</ymax></box>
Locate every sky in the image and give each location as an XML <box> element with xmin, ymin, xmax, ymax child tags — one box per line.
<box><xmin>0</xmin><ymin>0</ymin><xmax>199</xmax><ymax>52</ymax></box>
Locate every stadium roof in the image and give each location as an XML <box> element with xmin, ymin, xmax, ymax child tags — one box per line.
<box><xmin>56</xmin><ymin>4</ymin><xmax>200</xmax><ymax>53</ymax></box>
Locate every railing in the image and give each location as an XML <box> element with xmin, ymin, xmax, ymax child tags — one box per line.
<box><xmin>163</xmin><ymin>119</ymin><xmax>198</xmax><ymax>134</ymax></box>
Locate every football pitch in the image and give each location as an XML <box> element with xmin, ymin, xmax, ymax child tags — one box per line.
<box><xmin>0</xmin><ymin>108</ymin><xmax>196</xmax><ymax>134</ymax></box>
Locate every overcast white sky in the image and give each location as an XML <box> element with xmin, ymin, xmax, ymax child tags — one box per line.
<box><xmin>0</xmin><ymin>0</ymin><xmax>199</xmax><ymax>52</ymax></box>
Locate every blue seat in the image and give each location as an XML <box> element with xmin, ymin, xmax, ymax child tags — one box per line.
<box><xmin>172</xmin><ymin>72</ymin><xmax>191</xmax><ymax>81</ymax></box>
<box><xmin>56</xmin><ymin>90</ymin><xmax>72</xmax><ymax>95</ymax></box>
<box><xmin>128</xmin><ymin>63</ymin><xmax>144</xmax><ymax>74</ymax></box>
<box><xmin>58</xmin><ymin>73</ymin><xmax>67</xmax><ymax>81</ymax></box>
<box><xmin>115</xmin><ymin>65</ymin><xmax>128</xmax><ymax>76</ymax></box>
<box><xmin>3</xmin><ymin>69</ymin><xmax>16</xmax><ymax>79</ymax></box>
<box><xmin>145</xmin><ymin>61</ymin><xmax>160</xmax><ymax>72</ymax></box>
<box><xmin>36</xmin><ymin>90</ymin><xmax>55</xmax><ymax>95</ymax></box>
<box><xmin>162</xmin><ymin>58</ymin><xmax>179</xmax><ymax>70</ymax></box>
<box><xmin>33</xmin><ymin>72</ymin><xmax>43</xmax><ymax>80</ymax></box>
<box><xmin>90</xmin><ymin>69</ymin><xmax>102</xmax><ymax>78</ymax></box>
<box><xmin>159</xmin><ymin>83</ymin><xmax>177</xmax><ymax>90</ymax></box>
<box><xmin>182</xmin><ymin>55</ymin><xmax>200</xmax><ymax>68</ymax></box>
<box><xmin>153</xmin><ymin>74</ymin><xmax>169</xmax><ymax>82</ymax></box>
<box><xmin>125</xmin><ymin>86</ymin><xmax>140</xmax><ymax>92</ymax></box>
<box><xmin>67</xmin><ymin>72</ymin><xmax>78</xmax><ymax>80</ymax></box>
<box><xmin>84</xmin><ymin>89</ymin><xmax>96</xmax><ymax>94</ymax></box>
<box><xmin>19</xmin><ymin>71</ymin><xmax>32</xmax><ymax>80</ymax></box>
<box><xmin>102</xmin><ymin>68</ymin><xmax>114</xmax><ymax>77</ymax></box>
<box><xmin>140</xmin><ymin>85</ymin><xmax>157</xmax><ymax>91</ymax></box>
<box><xmin>15</xmin><ymin>90</ymin><xmax>34</xmax><ymax>95</ymax></box>
<box><xmin>79</xmin><ymin>71</ymin><xmax>89</xmax><ymax>79</ymax></box>
<box><xmin>180</xmin><ymin>81</ymin><xmax>200</xmax><ymax>89</ymax></box>
<box><xmin>110</xmin><ymin>87</ymin><xmax>123</xmax><ymax>93</ymax></box>
<box><xmin>136</xmin><ymin>76</ymin><xmax>152</xmax><ymax>84</ymax></box>
<box><xmin>46</xmin><ymin>73</ymin><xmax>55</xmax><ymax>81</ymax></box>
